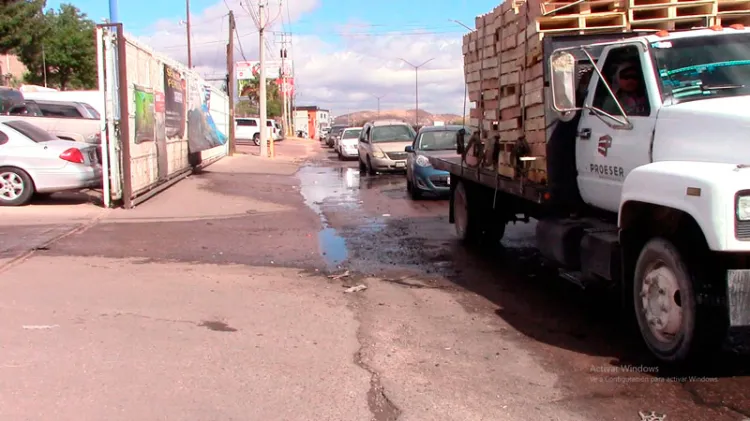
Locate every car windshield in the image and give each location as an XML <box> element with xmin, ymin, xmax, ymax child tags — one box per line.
<box><xmin>5</xmin><ymin>120</ymin><xmax>57</xmax><ymax>142</ymax></box>
<box><xmin>371</xmin><ymin>124</ymin><xmax>415</xmax><ymax>143</ymax></box>
<box><xmin>417</xmin><ymin>130</ymin><xmax>464</xmax><ymax>151</ymax></box>
<box><xmin>342</xmin><ymin>129</ymin><xmax>361</xmax><ymax>139</ymax></box>
<box><xmin>651</xmin><ymin>33</ymin><xmax>750</xmax><ymax>103</ymax></box>
<box><xmin>331</xmin><ymin>126</ymin><xmax>346</xmax><ymax>135</ymax></box>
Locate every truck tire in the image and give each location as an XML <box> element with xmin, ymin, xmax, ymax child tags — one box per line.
<box><xmin>453</xmin><ymin>181</ymin><xmax>482</xmax><ymax>244</ymax></box>
<box><xmin>453</xmin><ymin>180</ymin><xmax>506</xmax><ymax>246</ymax></box>
<box><xmin>253</xmin><ymin>133</ymin><xmax>260</xmax><ymax>146</ymax></box>
<box><xmin>633</xmin><ymin>237</ymin><xmax>723</xmax><ymax>364</ymax></box>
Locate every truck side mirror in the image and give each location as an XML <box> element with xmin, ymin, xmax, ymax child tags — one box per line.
<box><xmin>550</xmin><ymin>50</ymin><xmax>579</xmax><ymax>114</ymax></box>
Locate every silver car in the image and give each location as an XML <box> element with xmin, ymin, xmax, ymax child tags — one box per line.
<box><xmin>0</xmin><ymin>120</ymin><xmax>102</xmax><ymax>206</ymax></box>
<box><xmin>357</xmin><ymin>119</ymin><xmax>416</xmax><ymax>175</ymax></box>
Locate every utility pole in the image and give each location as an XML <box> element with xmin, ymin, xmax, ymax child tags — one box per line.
<box><xmin>258</xmin><ymin>0</ymin><xmax>268</xmax><ymax>157</ymax></box>
<box><xmin>398</xmin><ymin>57</ymin><xmax>434</xmax><ymax>126</ymax></box>
<box><xmin>227</xmin><ymin>11</ymin><xmax>236</xmax><ymax>155</ymax></box>
<box><xmin>186</xmin><ymin>0</ymin><xmax>192</xmax><ymax>68</ymax></box>
<box><xmin>373</xmin><ymin>93</ymin><xmax>386</xmax><ymax>116</ymax></box>
<box><xmin>279</xmin><ymin>33</ymin><xmax>289</xmax><ymax>138</ymax></box>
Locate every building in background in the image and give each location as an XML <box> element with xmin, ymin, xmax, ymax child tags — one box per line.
<box><xmin>0</xmin><ymin>54</ymin><xmax>27</xmax><ymax>86</ymax></box>
<box><xmin>293</xmin><ymin>105</ymin><xmax>329</xmax><ymax>139</ymax></box>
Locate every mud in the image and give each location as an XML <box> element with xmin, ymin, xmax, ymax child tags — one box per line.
<box><xmin>307</xmin><ymin>145</ymin><xmax>750</xmax><ymax>421</ymax></box>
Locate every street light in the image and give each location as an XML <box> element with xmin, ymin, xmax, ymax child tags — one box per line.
<box><xmin>372</xmin><ymin>93</ymin><xmax>387</xmax><ymax>116</ymax></box>
<box><xmin>398</xmin><ymin>57</ymin><xmax>434</xmax><ymax>127</ymax></box>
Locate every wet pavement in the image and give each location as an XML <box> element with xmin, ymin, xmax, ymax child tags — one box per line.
<box><xmin>2</xmin><ymin>139</ymin><xmax>750</xmax><ymax>420</ymax></box>
<box><xmin>299</xmin><ymin>145</ymin><xmax>750</xmax><ymax>421</ymax></box>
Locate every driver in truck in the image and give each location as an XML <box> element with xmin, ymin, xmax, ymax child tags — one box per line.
<box><xmin>603</xmin><ymin>61</ymin><xmax>649</xmax><ymax>116</ymax></box>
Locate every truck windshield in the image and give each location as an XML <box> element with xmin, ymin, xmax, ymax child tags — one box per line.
<box><xmin>651</xmin><ymin>33</ymin><xmax>750</xmax><ymax>103</ymax></box>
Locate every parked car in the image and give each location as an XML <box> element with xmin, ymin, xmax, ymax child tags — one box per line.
<box><xmin>235</xmin><ymin>117</ymin><xmax>261</xmax><ymax>144</ymax></box>
<box><xmin>6</xmin><ymin>99</ymin><xmax>100</xmax><ymax>119</ymax></box>
<box><xmin>235</xmin><ymin>117</ymin><xmax>280</xmax><ymax>145</ymax></box>
<box><xmin>0</xmin><ymin>87</ymin><xmax>24</xmax><ymax>114</ymax></box>
<box><xmin>320</xmin><ymin>127</ymin><xmax>331</xmax><ymax>141</ymax></box>
<box><xmin>404</xmin><ymin>125</ymin><xmax>470</xmax><ymax>199</ymax></box>
<box><xmin>326</xmin><ymin>124</ymin><xmax>348</xmax><ymax>148</ymax></box>
<box><xmin>0</xmin><ymin>119</ymin><xmax>102</xmax><ymax>206</ymax></box>
<box><xmin>357</xmin><ymin>119</ymin><xmax>416</xmax><ymax>175</ymax></box>
<box><xmin>336</xmin><ymin>127</ymin><xmax>362</xmax><ymax>160</ymax></box>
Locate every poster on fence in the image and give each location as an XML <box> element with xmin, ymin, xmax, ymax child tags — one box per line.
<box><xmin>187</xmin><ymin>81</ymin><xmax>227</xmax><ymax>153</ymax></box>
<box><xmin>134</xmin><ymin>86</ymin><xmax>155</xmax><ymax>144</ymax></box>
<box><xmin>164</xmin><ymin>64</ymin><xmax>186</xmax><ymax>139</ymax></box>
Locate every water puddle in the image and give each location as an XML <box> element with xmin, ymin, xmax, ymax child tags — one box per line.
<box><xmin>298</xmin><ymin>165</ymin><xmax>385</xmax><ymax>269</ymax></box>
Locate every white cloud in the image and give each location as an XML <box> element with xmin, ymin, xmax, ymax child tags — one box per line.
<box><xmin>135</xmin><ymin>0</ymin><xmax>468</xmax><ymax>116</ymax></box>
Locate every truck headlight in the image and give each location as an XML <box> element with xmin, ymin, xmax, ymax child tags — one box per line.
<box><xmin>738</xmin><ymin>196</ymin><xmax>750</xmax><ymax>220</ymax></box>
<box><xmin>372</xmin><ymin>150</ymin><xmax>385</xmax><ymax>158</ymax></box>
<box><xmin>415</xmin><ymin>155</ymin><xmax>431</xmax><ymax>167</ymax></box>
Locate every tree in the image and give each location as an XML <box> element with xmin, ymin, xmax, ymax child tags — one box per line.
<box><xmin>14</xmin><ymin>3</ymin><xmax>96</xmax><ymax>89</ymax></box>
<box><xmin>0</xmin><ymin>0</ymin><xmax>46</xmax><ymax>54</ymax></box>
<box><xmin>236</xmin><ymin>75</ymin><xmax>282</xmax><ymax>117</ymax></box>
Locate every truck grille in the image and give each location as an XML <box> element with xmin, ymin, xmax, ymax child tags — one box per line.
<box><xmin>736</xmin><ymin>220</ymin><xmax>750</xmax><ymax>240</ymax></box>
<box><xmin>386</xmin><ymin>152</ymin><xmax>407</xmax><ymax>161</ymax></box>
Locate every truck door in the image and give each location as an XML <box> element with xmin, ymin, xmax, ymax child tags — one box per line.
<box><xmin>576</xmin><ymin>43</ymin><xmax>659</xmax><ymax>213</ymax></box>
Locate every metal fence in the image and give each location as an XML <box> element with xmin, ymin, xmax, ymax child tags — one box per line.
<box><xmin>96</xmin><ymin>24</ymin><xmax>229</xmax><ymax>208</ymax></box>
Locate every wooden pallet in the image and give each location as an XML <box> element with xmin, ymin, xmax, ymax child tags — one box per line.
<box><xmin>541</xmin><ymin>0</ymin><xmax>625</xmax><ymax>15</ymax></box>
<box><xmin>536</xmin><ymin>11</ymin><xmax>628</xmax><ymax>31</ymax></box>
<box><xmin>717</xmin><ymin>0</ymin><xmax>750</xmax><ymax>12</ymax></box>
<box><xmin>629</xmin><ymin>0</ymin><xmax>716</xmax><ymax>24</ymax></box>
<box><xmin>715</xmin><ymin>10</ymin><xmax>750</xmax><ymax>24</ymax></box>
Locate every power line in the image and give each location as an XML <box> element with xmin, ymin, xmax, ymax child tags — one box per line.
<box><xmin>158</xmin><ymin>30</ymin><xmax>258</xmax><ymax>50</ymax></box>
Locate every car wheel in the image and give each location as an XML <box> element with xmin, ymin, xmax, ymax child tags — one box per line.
<box><xmin>253</xmin><ymin>133</ymin><xmax>260</xmax><ymax>146</ymax></box>
<box><xmin>633</xmin><ymin>237</ymin><xmax>724</xmax><ymax>364</ymax></box>
<box><xmin>359</xmin><ymin>157</ymin><xmax>367</xmax><ymax>173</ymax></box>
<box><xmin>0</xmin><ymin>167</ymin><xmax>35</xmax><ymax>206</ymax></box>
<box><xmin>366</xmin><ymin>157</ymin><xmax>376</xmax><ymax>175</ymax></box>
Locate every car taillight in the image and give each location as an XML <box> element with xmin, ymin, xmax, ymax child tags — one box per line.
<box><xmin>59</xmin><ymin>148</ymin><xmax>84</xmax><ymax>163</ymax></box>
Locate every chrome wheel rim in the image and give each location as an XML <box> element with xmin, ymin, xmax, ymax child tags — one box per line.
<box><xmin>0</xmin><ymin>172</ymin><xmax>24</xmax><ymax>201</ymax></box>
<box><xmin>640</xmin><ymin>261</ymin><xmax>683</xmax><ymax>344</ymax></box>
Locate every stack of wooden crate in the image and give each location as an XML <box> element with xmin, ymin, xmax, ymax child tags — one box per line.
<box><xmin>463</xmin><ymin>0</ymin><xmax>750</xmax><ymax>183</ymax></box>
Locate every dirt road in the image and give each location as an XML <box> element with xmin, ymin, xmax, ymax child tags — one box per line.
<box><xmin>0</xmin><ymin>139</ymin><xmax>748</xmax><ymax>421</ymax></box>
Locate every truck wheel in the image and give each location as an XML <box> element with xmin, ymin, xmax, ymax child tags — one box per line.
<box><xmin>253</xmin><ymin>133</ymin><xmax>260</xmax><ymax>146</ymax></box>
<box><xmin>453</xmin><ymin>181</ymin><xmax>482</xmax><ymax>244</ymax></box>
<box><xmin>633</xmin><ymin>237</ymin><xmax>722</xmax><ymax>363</ymax></box>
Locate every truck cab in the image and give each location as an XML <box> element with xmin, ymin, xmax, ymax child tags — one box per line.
<box><xmin>539</xmin><ymin>27</ymin><xmax>750</xmax><ymax>363</ymax></box>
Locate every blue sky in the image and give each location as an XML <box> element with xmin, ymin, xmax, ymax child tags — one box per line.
<box><xmin>48</xmin><ymin>0</ymin><xmax>503</xmax><ymax>114</ymax></box>
<box><xmin>49</xmin><ymin>0</ymin><xmax>500</xmax><ymax>40</ymax></box>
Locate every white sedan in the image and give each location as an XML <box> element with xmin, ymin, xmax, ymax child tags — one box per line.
<box><xmin>0</xmin><ymin>119</ymin><xmax>102</xmax><ymax>206</ymax></box>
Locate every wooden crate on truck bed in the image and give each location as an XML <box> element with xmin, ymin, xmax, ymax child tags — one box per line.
<box><xmin>462</xmin><ymin>0</ymin><xmax>750</xmax><ymax>186</ymax></box>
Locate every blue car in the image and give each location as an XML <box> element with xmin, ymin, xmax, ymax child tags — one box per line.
<box><xmin>404</xmin><ymin>125</ymin><xmax>470</xmax><ymax>199</ymax></box>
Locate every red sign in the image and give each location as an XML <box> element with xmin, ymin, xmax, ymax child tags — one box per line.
<box><xmin>154</xmin><ymin>92</ymin><xmax>165</xmax><ymax>112</ymax></box>
<box><xmin>275</xmin><ymin>77</ymin><xmax>295</xmax><ymax>97</ymax></box>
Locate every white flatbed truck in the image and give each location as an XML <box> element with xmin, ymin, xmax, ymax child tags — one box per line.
<box><xmin>431</xmin><ymin>26</ymin><xmax>750</xmax><ymax>364</ymax></box>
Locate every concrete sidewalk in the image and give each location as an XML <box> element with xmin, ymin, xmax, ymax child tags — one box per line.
<box><xmin>0</xmin><ymin>139</ymin><xmax>379</xmax><ymax>421</ymax></box>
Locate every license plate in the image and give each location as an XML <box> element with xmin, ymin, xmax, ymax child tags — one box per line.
<box><xmin>395</xmin><ymin>161</ymin><xmax>405</xmax><ymax>168</ymax></box>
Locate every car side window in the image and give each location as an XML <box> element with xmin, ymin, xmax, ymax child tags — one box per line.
<box><xmin>0</xmin><ymin>129</ymin><xmax>8</xmax><ymax>145</ymax></box>
<box><xmin>592</xmin><ymin>45</ymin><xmax>651</xmax><ymax>117</ymax></box>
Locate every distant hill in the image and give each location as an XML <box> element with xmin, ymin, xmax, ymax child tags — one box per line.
<box><xmin>333</xmin><ymin>109</ymin><xmax>465</xmax><ymax>126</ymax></box>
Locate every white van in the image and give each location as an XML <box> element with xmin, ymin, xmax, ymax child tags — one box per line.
<box><xmin>236</xmin><ymin>117</ymin><xmax>281</xmax><ymax>145</ymax></box>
